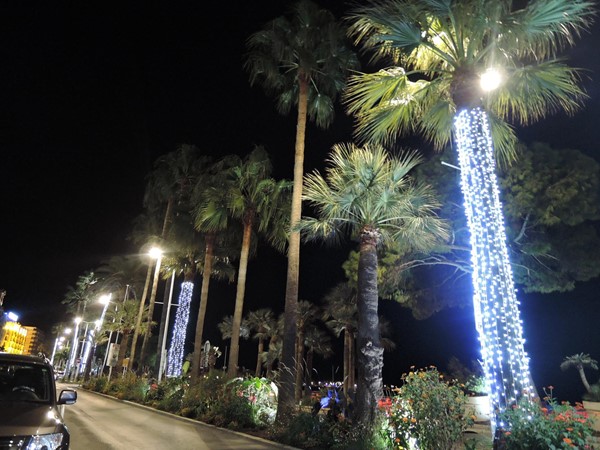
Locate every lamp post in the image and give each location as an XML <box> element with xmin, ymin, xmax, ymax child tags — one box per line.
<box><xmin>66</xmin><ymin>317</ymin><xmax>82</xmax><ymax>380</ymax></box>
<box><xmin>102</xmin><ymin>286</ymin><xmax>128</xmax><ymax>375</ymax></box>
<box><xmin>50</xmin><ymin>327</ymin><xmax>71</xmax><ymax>365</ymax></box>
<box><xmin>157</xmin><ymin>270</ymin><xmax>176</xmax><ymax>381</ymax></box>
<box><xmin>129</xmin><ymin>246</ymin><xmax>162</xmax><ymax>372</ymax></box>
<box><xmin>139</xmin><ymin>247</ymin><xmax>163</xmax><ymax>371</ymax></box>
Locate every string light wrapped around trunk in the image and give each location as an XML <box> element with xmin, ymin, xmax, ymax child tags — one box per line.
<box><xmin>453</xmin><ymin>107</ymin><xmax>533</xmax><ymax>432</ymax></box>
<box><xmin>166</xmin><ymin>281</ymin><xmax>194</xmax><ymax>377</ymax></box>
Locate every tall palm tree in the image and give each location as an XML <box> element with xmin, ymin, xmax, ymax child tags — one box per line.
<box><xmin>245</xmin><ymin>0</ymin><xmax>359</xmax><ymax>414</ymax></box>
<box><xmin>299</xmin><ymin>142</ymin><xmax>448</xmax><ymax>429</ymax></box>
<box><xmin>197</xmin><ymin>146</ymin><xmax>291</xmax><ymax>377</ymax></box>
<box><xmin>190</xmin><ymin>163</ymin><xmax>240</xmax><ymax>381</ymax></box>
<box><xmin>246</xmin><ymin>308</ymin><xmax>276</xmax><ymax>377</ymax></box>
<box><xmin>344</xmin><ymin>0</ymin><xmax>595</xmax><ymax>423</ymax></box>
<box><xmin>561</xmin><ymin>353</ymin><xmax>599</xmax><ymax>394</ymax></box>
<box><xmin>138</xmin><ymin>145</ymin><xmax>209</xmax><ymax>371</ymax></box>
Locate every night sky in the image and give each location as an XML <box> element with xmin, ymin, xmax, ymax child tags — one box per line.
<box><xmin>2</xmin><ymin>1</ymin><xmax>599</xmax><ymax>402</ymax></box>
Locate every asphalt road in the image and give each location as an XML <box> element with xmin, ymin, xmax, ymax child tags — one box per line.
<box><xmin>58</xmin><ymin>383</ymin><xmax>293</xmax><ymax>450</ymax></box>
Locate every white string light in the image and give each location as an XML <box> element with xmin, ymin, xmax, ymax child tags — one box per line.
<box><xmin>166</xmin><ymin>281</ymin><xmax>194</xmax><ymax>377</ymax></box>
<box><xmin>453</xmin><ymin>108</ymin><xmax>533</xmax><ymax>432</ymax></box>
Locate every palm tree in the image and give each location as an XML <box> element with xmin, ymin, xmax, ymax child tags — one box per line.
<box><xmin>138</xmin><ymin>145</ymin><xmax>209</xmax><ymax>371</ymax></box>
<box><xmin>104</xmin><ymin>298</ymin><xmax>152</xmax><ymax>371</ymax></box>
<box><xmin>302</xmin><ymin>325</ymin><xmax>333</xmax><ymax>392</ymax></box>
<box><xmin>246</xmin><ymin>308</ymin><xmax>276</xmax><ymax>377</ymax></box>
<box><xmin>217</xmin><ymin>315</ymin><xmax>250</xmax><ymax>372</ymax></box>
<box><xmin>344</xmin><ymin>0</ymin><xmax>595</xmax><ymax>422</ymax></box>
<box><xmin>190</xmin><ymin>162</ymin><xmax>240</xmax><ymax>381</ymax></box>
<box><xmin>294</xmin><ymin>300</ymin><xmax>320</xmax><ymax>401</ymax></box>
<box><xmin>197</xmin><ymin>146</ymin><xmax>291</xmax><ymax>377</ymax></box>
<box><xmin>245</xmin><ymin>0</ymin><xmax>359</xmax><ymax>414</ymax></box>
<box><xmin>323</xmin><ymin>281</ymin><xmax>358</xmax><ymax>398</ymax></box>
<box><xmin>561</xmin><ymin>353</ymin><xmax>599</xmax><ymax>394</ymax></box>
<box><xmin>299</xmin><ymin>142</ymin><xmax>448</xmax><ymax>429</ymax></box>
<box><xmin>62</xmin><ymin>271</ymin><xmax>98</xmax><ymax>317</ymax></box>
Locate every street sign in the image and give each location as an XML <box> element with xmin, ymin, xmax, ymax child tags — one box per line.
<box><xmin>107</xmin><ymin>343</ymin><xmax>120</xmax><ymax>367</ymax></box>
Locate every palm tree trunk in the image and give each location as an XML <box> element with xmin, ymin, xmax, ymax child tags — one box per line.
<box><xmin>129</xmin><ymin>262</ymin><xmax>153</xmax><ymax>371</ymax></box>
<box><xmin>227</xmin><ymin>221</ymin><xmax>253</xmax><ymax>377</ymax></box>
<box><xmin>343</xmin><ymin>330</ymin><xmax>351</xmax><ymax>396</ymax></box>
<box><xmin>294</xmin><ymin>328</ymin><xmax>306</xmax><ymax>401</ymax></box>
<box><xmin>305</xmin><ymin>348</ymin><xmax>314</xmax><ymax>392</ymax></box>
<box><xmin>140</xmin><ymin>254</ymin><xmax>163</xmax><ymax>370</ymax></box>
<box><xmin>453</xmin><ymin>107</ymin><xmax>531</xmax><ymax>419</ymax></box>
<box><xmin>578</xmin><ymin>367</ymin><xmax>592</xmax><ymax>393</ymax></box>
<box><xmin>349</xmin><ymin>331</ymin><xmax>356</xmax><ymax>392</ymax></box>
<box><xmin>165</xmin><ymin>270</ymin><xmax>195</xmax><ymax>378</ymax></box>
<box><xmin>191</xmin><ymin>236</ymin><xmax>215</xmax><ymax>382</ymax></box>
<box><xmin>255</xmin><ymin>337</ymin><xmax>264</xmax><ymax>377</ymax></box>
<box><xmin>117</xmin><ymin>331</ymin><xmax>131</xmax><ymax>370</ymax></box>
<box><xmin>353</xmin><ymin>231</ymin><xmax>384</xmax><ymax>428</ymax></box>
<box><xmin>279</xmin><ymin>74</ymin><xmax>309</xmax><ymax>418</ymax></box>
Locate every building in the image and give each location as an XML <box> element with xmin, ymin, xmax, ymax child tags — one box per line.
<box><xmin>0</xmin><ymin>313</ymin><xmax>44</xmax><ymax>355</ymax></box>
<box><xmin>1</xmin><ymin>320</ymin><xmax>27</xmax><ymax>354</ymax></box>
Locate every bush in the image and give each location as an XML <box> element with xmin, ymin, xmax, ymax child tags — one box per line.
<box><xmin>497</xmin><ymin>389</ymin><xmax>594</xmax><ymax>449</ymax></box>
<box><xmin>183</xmin><ymin>371</ymin><xmax>230</xmax><ymax>421</ymax></box>
<box><xmin>385</xmin><ymin>366</ymin><xmax>474</xmax><ymax>449</ymax></box>
<box><xmin>110</xmin><ymin>371</ymin><xmax>147</xmax><ymax>402</ymax></box>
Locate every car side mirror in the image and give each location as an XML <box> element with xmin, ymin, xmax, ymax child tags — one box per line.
<box><xmin>58</xmin><ymin>389</ymin><xmax>77</xmax><ymax>405</ymax></box>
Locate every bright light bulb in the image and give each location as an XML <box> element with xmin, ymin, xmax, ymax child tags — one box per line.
<box><xmin>480</xmin><ymin>68</ymin><xmax>502</xmax><ymax>92</ymax></box>
<box><xmin>149</xmin><ymin>247</ymin><xmax>163</xmax><ymax>259</ymax></box>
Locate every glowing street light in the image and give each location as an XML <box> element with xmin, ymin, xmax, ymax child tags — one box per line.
<box><xmin>50</xmin><ymin>327</ymin><xmax>71</xmax><ymax>365</ymax></box>
<box><xmin>480</xmin><ymin>68</ymin><xmax>502</xmax><ymax>92</ymax></box>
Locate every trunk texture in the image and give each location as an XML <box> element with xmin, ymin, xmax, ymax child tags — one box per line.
<box><xmin>279</xmin><ymin>75</ymin><xmax>309</xmax><ymax>418</ymax></box>
<box><xmin>227</xmin><ymin>221</ymin><xmax>253</xmax><ymax>377</ymax></box>
<box><xmin>353</xmin><ymin>231</ymin><xmax>384</xmax><ymax>428</ymax></box>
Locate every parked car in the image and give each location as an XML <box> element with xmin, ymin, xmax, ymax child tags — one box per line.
<box><xmin>0</xmin><ymin>352</ymin><xmax>77</xmax><ymax>449</ymax></box>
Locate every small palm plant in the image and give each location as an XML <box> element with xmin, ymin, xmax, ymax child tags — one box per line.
<box><xmin>560</xmin><ymin>353</ymin><xmax>598</xmax><ymax>396</ymax></box>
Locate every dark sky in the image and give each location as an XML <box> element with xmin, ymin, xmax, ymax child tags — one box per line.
<box><xmin>2</xmin><ymin>1</ymin><xmax>600</xmax><ymax>402</ymax></box>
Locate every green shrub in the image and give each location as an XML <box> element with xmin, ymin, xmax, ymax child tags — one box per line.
<box><xmin>182</xmin><ymin>371</ymin><xmax>230</xmax><ymax>420</ymax></box>
<box><xmin>110</xmin><ymin>371</ymin><xmax>147</xmax><ymax>402</ymax></box>
<box><xmin>271</xmin><ymin>412</ymin><xmax>331</xmax><ymax>449</ymax></box>
<box><xmin>385</xmin><ymin>366</ymin><xmax>473</xmax><ymax>449</ymax></box>
<box><xmin>227</xmin><ymin>377</ymin><xmax>278</xmax><ymax>426</ymax></box>
<box><xmin>497</xmin><ymin>389</ymin><xmax>594</xmax><ymax>449</ymax></box>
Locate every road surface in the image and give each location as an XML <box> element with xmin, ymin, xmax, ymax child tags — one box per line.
<box><xmin>59</xmin><ymin>383</ymin><xmax>292</xmax><ymax>450</ymax></box>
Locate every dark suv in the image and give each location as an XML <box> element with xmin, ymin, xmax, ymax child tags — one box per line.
<box><xmin>0</xmin><ymin>353</ymin><xmax>77</xmax><ymax>449</ymax></box>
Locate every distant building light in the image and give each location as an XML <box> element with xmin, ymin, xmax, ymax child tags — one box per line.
<box><xmin>7</xmin><ymin>312</ymin><xmax>18</xmax><ymax>321</ymax></box>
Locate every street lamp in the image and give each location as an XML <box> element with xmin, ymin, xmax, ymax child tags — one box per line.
<box><xmin>50</xmin><ymin>327</ymin><xmax>71</xmax><ymax>365</ymax></box>
<box><xmin>66</xmin><ymin>317</ymin><xmax>82</xmax><ymax>379</ymax></box>
<box><xmin>140</xmin><ymin>247</ymin><xmax>163</xmax><ymax>369</ymax></box>
<box><xmin>480</xmin><ymin>68</ymin><xmax>502</xmax><ymax>92</ymax></box>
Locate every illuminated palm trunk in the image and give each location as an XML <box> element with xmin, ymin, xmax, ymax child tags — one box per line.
<box><xmin>166</xmin><ymin>281</ymin><xmax>194</xmax><ymax>377</ymax></box>
<box><xmin>453</xmin><ymin>107</ymin><xmax>532</xmax><ymax>428</ymax></box>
